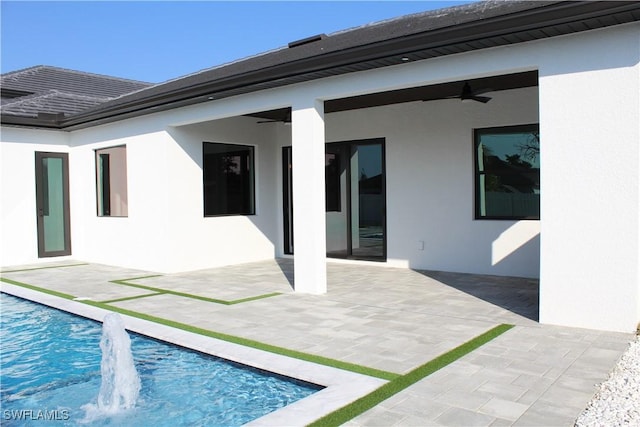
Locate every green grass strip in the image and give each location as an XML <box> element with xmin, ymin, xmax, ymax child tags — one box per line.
<box><xmin>0</xmin><ymin>277</ymin><xmax>76</xmax><ymax>300</ymax></box>
<box><xmin>308</xmin><ymin>323</ymin><xmax>515</xmax><ymax>427</ymax></box>
<box><xmin>111</xmin><ymin>276</ymin><xmax>281</xmax><ymax>305</ymax></box>
<box><xmin>1</xmin><ymin>277</ymin><xmax>398</xmax><ymax>381</ymax></box>
<box><xmin>82</xmin><ymin>300</ymin><xmax>399</xmax><ymax>381</ymax></box>
<box><xmin>0</xmin><ymin>263</ymin><xmax>88</xmax><ymax>273</ymax></box>
<box><xmin>100</xmin><ymin>292</ymin><xmax>166</xmax><ymax>304</ymax></box>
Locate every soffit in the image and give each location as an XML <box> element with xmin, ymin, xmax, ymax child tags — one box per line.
<box><xmin>2</xmin><ymin>1</ymin><xmax>639</xmax><ymax>130</ymax></box>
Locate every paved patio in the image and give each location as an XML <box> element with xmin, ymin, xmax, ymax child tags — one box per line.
<box><xmin>0</xmin><ymin>259</ymin><xmax>633</xmax><ymax>426</ymax></box>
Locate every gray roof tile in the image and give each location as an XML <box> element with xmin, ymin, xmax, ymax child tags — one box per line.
<box><xmin>1</xmin><ymin>90</ymin><xmax>110</xmax><ymax>118</ymax></box>
<box><xmin>1</xmin><ymin>65</ymin><xmax>151</xmax><ymax>118</ymax></box>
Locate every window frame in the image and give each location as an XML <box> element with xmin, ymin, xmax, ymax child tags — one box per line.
<box><xmin>474</xmin><ymin>123</ymin><xmax>540</xmax><ymax>221</ymax></box>
<box><xmin>202</xmin><ymin>141</ymin><xmax>256</xmax><ymax>217</ymax></box>
<box><xmin>95</xmin><ymin>145</ymin><xmax>128</xmax><ymax>217</ymax></box>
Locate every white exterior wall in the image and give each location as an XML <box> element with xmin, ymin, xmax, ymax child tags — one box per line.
<box><xmin>1</xmin><ymin>22</ymin><xmax>638</xmax><ymax>331</ymax></box>
<box><xmin>66</xmin><ymin>115</ymin><xmax>280</xmax><ymax>273</ymax></box>
<box><xmin>165</xmin><ymin>117</ymin><xmax>279</xmax><ymax>272</ymax></box>
<box><xmin>69</xmin><ymin>123</ymin><xmax>175</xmax><ymax>272</ymax></box>
<box><xmin>0</xmin><ymin>127</ymin><xmax>71</xmax><ymax>266</ymax></box>
<box><xmin>537</xmin><ymin>25</ymin><xmax>640</xmax><ymax>332</ymax></box>
<box><xmin>326</xmin><ymin>86</ymin><xmax>540</xmax><ymax>277</ymax></box>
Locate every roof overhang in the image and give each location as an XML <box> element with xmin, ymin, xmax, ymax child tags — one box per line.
<box><xmin>2</xmin><ymin>1</ymin><xmax>639</xmax><ymax>131</ymax></box>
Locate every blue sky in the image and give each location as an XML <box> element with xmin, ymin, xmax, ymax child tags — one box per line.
<box><xmin>1</xmin><ymin>1</ymin><xmax>471</xmax><ymax>83</ymax></box>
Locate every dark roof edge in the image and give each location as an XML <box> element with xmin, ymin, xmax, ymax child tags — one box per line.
<box><xmin>1</xmin><ymin>114</ymin><xmax>65</xmax><ymax>129</ymax></box>
<box><xmin>4</xmin><ymin>1</ymin><xmax>640</xmax><ymax>131</ymax></box>
<box><xmin>1</xmin><ymin>64</ymin><xmax>153</xmax><ymax>86</ymax></box>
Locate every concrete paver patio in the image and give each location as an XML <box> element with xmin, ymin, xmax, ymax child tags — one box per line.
<box><xmin>0</xmin><ymin>259</ymin><xmax>633</xmax><ymax>426</ymax></box>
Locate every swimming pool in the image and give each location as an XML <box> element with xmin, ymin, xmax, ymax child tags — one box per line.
<box><xmin>0</xmin><ymin>293</ymin><xmax>322</xmax><ymax>426</ymax></box>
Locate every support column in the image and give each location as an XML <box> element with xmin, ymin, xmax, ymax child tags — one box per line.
<box><xmin>291</xmin><ymin>100</ymin><xmax>327</xmax><ymax>294</ymax></box>
<box><xmin>538</xmin><ymin>38</ymin><xmax>640</xmax><ymax>332</ymax></box>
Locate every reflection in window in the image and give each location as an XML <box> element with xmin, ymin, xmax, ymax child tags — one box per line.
<box><xmin>96</xmin><ymin>146</ymin><xmax>128</xmax><ymax>217</ymax></box>
<box><xmin>475</xmin><ymin>125</ymin><xmax>540</xmax><ymax>219</ymax></box>
<box><xmin>325</xmin><ymin>152</ymin><xmax>341</xmax><ymax>212</ymax></box>
<box><xmin>203</xmin><ymin>142</ymin><xmax>255</xmax><ymax>216</ymax></box>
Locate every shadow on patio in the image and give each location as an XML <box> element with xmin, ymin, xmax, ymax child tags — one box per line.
<box><xmin>415</xmin><ymin>269</ymin><xmax>539</xmax><ymax>322</ymax></box>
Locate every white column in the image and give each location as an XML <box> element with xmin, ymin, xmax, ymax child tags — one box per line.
<box><xmin>538</xmin><ymin>29</ymin><xmax>640</xmax><ymax>332</ymax></box>
<box><xmin>291</xmin><ymin>99</ymin><xmax>327</xmax><ymax>294</ymax></box>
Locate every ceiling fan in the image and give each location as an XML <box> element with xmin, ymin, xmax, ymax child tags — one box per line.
<box><xmin>422</xmin><ymin>82</ymin><xmax>493</xmax><ymax>104</ymax></box>
<box><xmin>458</xmin><ymin>82</ymin><xmax>492</xmax><ymax>103</ymax></box>
<box><xmin>256</xmin><ymin>113</ymin><xmax>291</xmax><ymax>124</ymax></box>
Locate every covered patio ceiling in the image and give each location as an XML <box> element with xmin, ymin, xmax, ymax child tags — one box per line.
<box><xmin>246</xmin><ymin>70</ymin><xmax>538</xmax><ymax>122</ymax></box>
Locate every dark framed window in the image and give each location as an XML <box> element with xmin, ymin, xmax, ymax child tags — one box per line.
<box><xmin>95</xmin><ymin>146</ymin><xmax>128</xmax><ymax>217</ymax></box>
<box><xmin>203</xmin><ymin>142</ymin><xmax>255</xmax><ymax>216</ymax></box>
<box><xmin>475</xmin><ymin>124</ymin><xmax>540</xmax><ymax>220</ymax></box>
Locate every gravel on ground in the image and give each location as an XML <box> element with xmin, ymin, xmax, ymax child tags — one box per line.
<box><xmin>575</xmin><ymin>335</ymin><xmax>640</xmax><ymax>426</ymax></box>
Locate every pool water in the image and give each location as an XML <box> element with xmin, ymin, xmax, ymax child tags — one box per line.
<box><xmin>0</xmin><ymin>293</ymin><xmax>322</xmax><ymax>426</ymax></box>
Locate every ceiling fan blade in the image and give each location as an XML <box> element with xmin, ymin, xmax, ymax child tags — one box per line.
<box><xmin>471</xmin><ymin>95</ymin><xmax>492</xmax><ymax>103</ymax></box>
<box><xmin>473</xmin><ymin>87</ymin><xmax>494</xmax><ymax>96</ymax></box>
<box><xmin>257</xmin><ymin>116</ymin><xmax>291</xmax><ymax>124</ymax></box>
<box><xmin>460</xmin><ymin>82</ymin><xmax>492</xmax><ymax>103</ymax></box>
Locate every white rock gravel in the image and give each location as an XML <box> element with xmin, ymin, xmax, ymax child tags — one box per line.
<box><xmin>575</xmin><ymin>335</ymin><xmax>640</xmax><ymax>426</ymax></box>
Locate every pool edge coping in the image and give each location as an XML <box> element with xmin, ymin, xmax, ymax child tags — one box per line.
<box><xmin>0</xmin><ymin>282</ymin><xmax>387</xmax><ymax>426</ymax></box>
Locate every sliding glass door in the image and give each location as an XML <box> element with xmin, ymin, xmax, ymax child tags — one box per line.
<box><xmin>325</xmin><ymin>140</ymin><xmax>386</xmax><ymax>260</ymax></box>
<box><xmin>282</xmin><ymin>138</ymin><xmax>386</xmax><ymax>261</ymax></box>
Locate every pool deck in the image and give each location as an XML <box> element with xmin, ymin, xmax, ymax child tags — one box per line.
<box><xmin>0</xmin><ymin>258</ymin><xmax>633</xmax><ymax>426</ymax></box>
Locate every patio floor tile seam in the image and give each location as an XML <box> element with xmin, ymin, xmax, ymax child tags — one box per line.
<box><xmin>326</xmin><ymin>295</ymin><xmax>541</xmax><ymax>328</ymax></box>
<box><xmin>326</xmin><ymin>296</ymin><xmax>526</xmax><ymax>330</ymax></box>
<box><xmin>109</xmin><ymin>275</ymin><xmax>284</xmax><ymax>305</ymax></box>
<box><xmin>100</xmin><ymin>291</ymin><xmax>166</xmax><ymax>304</ymax></box>
<box><xmin>307</xmin><ymin>324</ymin><xmax>514</xmax><ymax>427</ymax></box>
<box><xmin>0</xmin><ymin>277</ymin><xmax>401</xmax><ymax>381</ymax></box>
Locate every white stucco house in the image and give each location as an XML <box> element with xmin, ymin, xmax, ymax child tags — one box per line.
<box><xmin>1</xmin><ymin>1</ymin><xmax>639</xmax><ymax>333</ymax></box>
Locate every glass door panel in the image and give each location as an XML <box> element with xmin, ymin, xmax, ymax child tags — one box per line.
<box><xmin>351</xmin><ymin>143</ymin><xmax>385</xmax><ymax>259</ymax></box>
<box><xmin>325</xmin><ymin>144</ymin><xmax>350</xmax><ymax>258</ymax></box>
<box><xmin>325</xmin><ymin>139</ymin><xmax>385</xmax><ymax>261</ymax></box>
<box><xmin>282</xmin><ymin>140</ymin><xmax>386</xmax><ymax>261</ymax></box>
<box><xmin>35</xmin><ymin>152</ymin><xmax>71</xmax><ymax>257</ymax></box>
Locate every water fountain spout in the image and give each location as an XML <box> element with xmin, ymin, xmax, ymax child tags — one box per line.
<box><xmin>83</xmin><ymin>312</ymin><xmax>140</xmax><ymax>419</ymax></box>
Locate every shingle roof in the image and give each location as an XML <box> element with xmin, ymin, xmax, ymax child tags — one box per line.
<box><xmin>0</xmin><ymin>65</ymin><xmax>151</xmax><ymax>118</ymax></box>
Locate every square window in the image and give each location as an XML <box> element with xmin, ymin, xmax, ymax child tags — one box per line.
<box><xmin>95</xmin><ymin>146</ymin><xmax>128</xmax><ymax>217</ymax></box>
<box><xmin>475</xmin><ymin>125</ymin><xmax>540</xmax><ymax>219</ymax></box>
<box><xmin>203</xmin><ymin>142</ymin><xmax>255</xmax><ymax>216</ymax></box>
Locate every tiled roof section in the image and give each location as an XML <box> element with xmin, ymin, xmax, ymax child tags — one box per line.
<box><xmin>1</xmin><ymin>65</ymin><xmax>151</xmax><ymax>98</ymax></box>
<box><xmin>0</xmin><ymin>65</ymin><xmax>152</xmax><ymax>118</ymax></box>
<box><xmin>1</xmin><ymin>90</ymin><xmax>110</xmax><ymax>118</ymax></box>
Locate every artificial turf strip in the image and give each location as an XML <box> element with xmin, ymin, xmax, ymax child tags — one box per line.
<box><xmin>0</xmin><ymin>263</ymin><xmax>89</xmax><ymax>273</ymax></box>
<box><xmin>110</xmin><ymin>276</ymin><xmax>282</xmax><ymax>305</ymax></box>
<box><xmin>307</xmin><ymin>323</ymin><xmax>515</xmax><ymax>427</ymax></box>
<box><xmin>1</xmin><ymin>277</ymin><xmax>398</xmax><ymax>381</ymax></box>
<box><xmin>82</xmin><ymin>299</ymin><xmax>400</xmax><ymax>381</ymax></box>
<box><xmin>0</xmin><ymin>277</ymin><xmax>76</xmax><ymax>300</ymax></box>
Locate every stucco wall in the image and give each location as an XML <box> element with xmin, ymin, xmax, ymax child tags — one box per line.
<box><xmin>165</xmin><ymin>117</ymin><xmax>279</xmax><ymax>272</ymax></box>
<box><xmin>325</xmin><ymin>87</ymin><xmax>540</xmax><ymax>277</ymax></box>
<box><xmin>537</xmin><ymin>24</ymin><xmax>640</xmax><ymax>332</ymax></box>
<box><xmin>0</xmin><ymin>127</ymin><xmax>71</xmax><ymax>266</ymax></box>
<box><xmin>65</xmin><ymin>115</ymin><xmax>280</xmax><ymax>273</ymax></box>
<box><xmin>1</xmin><ymin>21</ymin><xmax>638</xmax><ymax>331</ymax></box>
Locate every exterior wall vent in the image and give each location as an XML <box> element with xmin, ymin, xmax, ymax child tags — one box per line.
<box><xmin>288</xmin><ymin>34</ymin><xmax>327</xmax><ymax>48</ymax></box>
